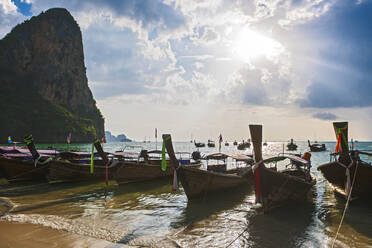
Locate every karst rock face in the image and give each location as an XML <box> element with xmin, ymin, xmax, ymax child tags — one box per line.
<box><xmin>0</xmin><ymin>8</ymin><xmax>104</xmax><ymax>143</ymax></box>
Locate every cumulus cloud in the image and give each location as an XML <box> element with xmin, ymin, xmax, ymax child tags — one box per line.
<box><xmin>279</xmin><ymin>0</ymin><xmax>335</xmax><ymax>28</ymax></box>
<box><xmin>199</xmin><ymin>27</ymin><xmax>220</xmax><ymax>43</ymax></box>
<box><xmin>0</xmin><ymin>0</ymin><xmax>28</xmax><ymax>38</ymax></box>
<box><xmin>30</xmin><ymin>0</ymin><xmax>185</xmax><ymax>30</ymax></box>
<box><xmin>223</xmin><ymin>57</ymin><xmax>292</xmax><ymax>106</ymax></box>
<box><xmin>3</xmin><ymin>0</ymin><xmax>368</xmax><ymax>111</ymax></box>
<box><xmin>313</xmin><ymin>112</ymin><xmax>337</xmax><ymax>120</ymax></box>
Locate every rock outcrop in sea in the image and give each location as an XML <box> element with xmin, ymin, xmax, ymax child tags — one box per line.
<box><xmin>105</xmin><ymin>131</ymin><xmax>132</xmax><ymax>142</ymax></box>
<box><xmin>0</xmin><ymin>8</ymin><xmax>104</xmax><ymax>143</ymax></box>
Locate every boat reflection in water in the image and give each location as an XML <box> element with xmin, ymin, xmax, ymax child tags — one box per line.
<box><xmin>1</xmin><ymin>140</ymin><xmax>372</xmax><ymax>247</ymax></box>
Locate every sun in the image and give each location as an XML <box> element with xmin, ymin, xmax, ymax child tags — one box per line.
<box><xmin>232</xmin><ymin>28</ymin><xmax>284</xmax><ymax>62</ymax></box>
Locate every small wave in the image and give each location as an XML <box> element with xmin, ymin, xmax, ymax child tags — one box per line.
<box><xmin>1</xmin><ymin>213</ymin><xmax>126</xmax><ymax>243</ymax></box>
<box><xmin>0</xmin><ymin>197</ymin><xmax>14</xmax><ymax>216</ymax></box>
<box><xmin>0</xmin><ymin>213</ymin><xmax>181</xmax><ymax>247</ymax></box>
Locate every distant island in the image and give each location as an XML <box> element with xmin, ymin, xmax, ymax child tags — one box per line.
<box><xmin>0</xmin><ymin>8</ymin><xmax>104</xmax><ymax>143</ymax></box>
<box><xmin>105</xmin><ymin>131</ymin><xmax>132</xmax><ymax>142</ymax></box>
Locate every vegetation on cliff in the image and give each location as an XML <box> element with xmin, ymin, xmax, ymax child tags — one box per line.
<box><xmin>0</xmin><ymin>8</ymin><xmax>104</xmax><ymax>143</ymax></box>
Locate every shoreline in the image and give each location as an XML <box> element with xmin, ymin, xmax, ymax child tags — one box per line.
<box><xmin>0</xmin><ymin>197</ymin><xmax>180</xmax><ymax>248</ymax></box>
<box><xmin>0</xmin><ymin>196</ymin><xmax>124</xmax><ymax>247</ymax></box>
<box><xmin>0</xmin><ymin>220</ymin><xmax>123</xmax><ymax>248</ymax></box>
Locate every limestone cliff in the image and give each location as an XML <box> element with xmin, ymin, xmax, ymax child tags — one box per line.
<box><xmin>0</xmin><ymin>8</ymin><xmax>104</xmax><ymax>143</ymax></box>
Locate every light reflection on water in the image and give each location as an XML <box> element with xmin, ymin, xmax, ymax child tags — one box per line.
<box><xmin>1</xmin><ymin>141</ymin><xmax>372</xmax><ymax>247</ymax></box>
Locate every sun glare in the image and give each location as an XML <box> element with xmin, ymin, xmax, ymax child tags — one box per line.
<box><xmin>233</xmin><ymin>28</ymin><xmax>284</xmax><ymax>62</ymax></box>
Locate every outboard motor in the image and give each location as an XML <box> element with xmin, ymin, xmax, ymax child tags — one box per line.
<box><xmin>192</xmin><ymin>151</ymin><xmax>201</xmax><ymax>161</ymax></box>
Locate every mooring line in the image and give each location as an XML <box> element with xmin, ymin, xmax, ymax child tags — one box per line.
<box><xmin>225</xmin><ymin>211</ymin><xmax>257</xmax><ymax>248</ymax></box>
<box><xmin>331</xmin><ymin>160</ymin><xmax>359</xmax><ymax>248</ymax></box>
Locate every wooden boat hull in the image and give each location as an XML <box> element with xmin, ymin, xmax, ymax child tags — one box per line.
<box><xmin>317</xmin><ymin>161</ymin><xmax>372</xmax><ymax>199</ymax></box>
<box><xmin>194</xmin><ymin>143</ymin><xmax>205</xmax><ymax>148</ymax></box>
<box><xmin>287</xmin><ymin>144</ymin><xmax>297</xmax><ymax>151</ymax></box>
<box><xmin>258</xmin><ymin>165</ymin><xmax>315</xmax><ymax>212</ymax></box>
<box><xmin>237</xmin><ymin>143</ymin><xmax>250</xmax><ymax>150</ymax></box>
<box><xmin>309</xmin><ymin>147</ymin><xmax>326</xmax><ymax>152</ymax></box>
<box><xmin>46</xmin><ymin>160</ymin><xmax>119</xmax><ymax>183</ymax></box>
<box><xmin>178</xmin><ymin>166</ymin><xmax>249</xmax><ymax>199</ymax></box>
<box><xmin>114</xmin><ymin>162</ymin><xmax>202</xmax><ymax>185</ymax></box>
<box><xmin>308</xmin><ymin>141</ymin><xmax>326</xmax><ymax>152</ymax></box>
<box><xmin>0</xmin><ymin>156</ymin><xmax>47</xmax><ymax>182</ymax></box>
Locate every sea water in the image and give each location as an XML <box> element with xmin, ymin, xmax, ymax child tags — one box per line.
<box><xmin>1</xmin><ymin>141</ymin><xmax>372</xmax><ymax>247</ymax></box>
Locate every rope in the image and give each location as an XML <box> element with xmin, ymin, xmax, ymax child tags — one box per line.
<box><xmin>331</xmin><ymin>159</ymin><xmax>359</xmax><ymax>248</ymax></box>
<box><xmin>225</xmin><ymin>226</ymin><xmax>249</xmax><ymax>248</ymax></box>
<box><xmin>225</xmin><ymin>211</ymin><xmax>258</xmax><ymax>248</ymax></box>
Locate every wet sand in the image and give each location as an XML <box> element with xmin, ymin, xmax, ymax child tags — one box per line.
<box><xmin>0</xmin><ymin>220</ymin><xmax>124</xmax><ymax>248</ymax></box>
<box><xmin>0</xmin><ymin>194</ymin><xmax>179</xmax><ymax>248</ymax></box>
<box><xmin>0</xmin><ymin>196</ymin><xmax>125</xmax><ymax>248</ymax></box>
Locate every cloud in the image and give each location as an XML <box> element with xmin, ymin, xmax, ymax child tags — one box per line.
<box><xmin>30</xmin><ymin>0</ymin><xmax>186</xmax><ymax>31</ymax></box>
<box><xmin>236</xmin><ymin>0</ymin><xmax>335</xmax><ymax>28</ymax></box>
<box><xmin>299</xmin><ymin>79</ymin><xmax>372</xmax><ymax>108</ymax></box>
<box><xmin>200</xmin><ymin>27</ymin><xmax>220</xmax><ymax>43</ymax></box>
<box><xmin>279</xmin><ymin>0</ymin><xmax>335</xmax><ymax>27</ymax></box>
<box><xmin>312</xmin><ymin>112</ymin><xmax>337</xmax><ymax>120</ymax></box>
<box><xmin>1</xmin><ymin>0</ymin><xmax>17</xmax><ymax>13</ymax></box>
<box><xmin>0</xmin><ymin>0</ymin><xmax>28</xmax><ymax>38</ymax></box>
<box><xmin>298</xmin><ymin>1</ymin><xmax>372</xmax><ymax>108</ymax></box>
<box><xmin>3</xmin><ymin>0</ymin><xmax>367</xmax><ymax>111</ymax></box>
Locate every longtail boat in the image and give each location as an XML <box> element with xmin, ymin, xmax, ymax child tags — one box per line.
<box><xmin>114</xmin><ymin>149</ymin><xmax>202</xmax><ymax>185</ymax></box>
<box><xmin>0</xmin><ymin>153</ymin><xmax>49</xmax><ymax>182</ymax></box>
<box><xmin>250</xmin><ymin>125</ymin><xmax>316</xmax><ymax>213</ymax></box>
<box><xmin>207</xmin><ymin>140</ymin><xmax>215</xmax><ymax>147</ymax></box>
<box><xmin>308</xmin><ymin>140</ymin><xmax>326</xmax><ymax>152</ymax></box>
<box><xmin>46</xmin><ymin>140</ymin><xmax>119</xmax><ymax>183</ymax></box>
<box><xmin>317</xmin><ymin>122</ymin><xmax>372</xmax><ymax>200</ymax></box>
<box><xmin>237</xmin><ymin>141</ymin><xmax>251</xmax><ymax>150</ymax></box>
<box><xmin>162</xmin><ymin>134</ymin><xmax>254</xmax><ymax>200</ymax></box>
<box><xmin>47</xmin><ymin>158</ymin><xmax>119</xmax><ymax>183</ymax></box>
<box><xmin>194</xmin><ymin>141</ymin><xmax>205</xmax><ymax>148</ymax></box>
<box><xmin>287</xmin><ymin>139</ymin><xmax>297</xmax><ymax>151</ymax></box>
<box><xmin>0</xmin><ymin>135</ymin><xmax>55</xmax><ymax>182</ymax></box>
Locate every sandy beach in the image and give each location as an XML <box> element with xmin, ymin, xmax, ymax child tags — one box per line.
<box><xmin>0</xmin><ymin>196</ymin><xmax>124</xmax><ymax>248</ymax></box>
<box><xmin>0</xmin><ymin>220</ymin><xmax>124</xmax><ymax>248</ymax></box>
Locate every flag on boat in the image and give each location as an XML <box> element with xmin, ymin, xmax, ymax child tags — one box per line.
<box><xmin>66</xmin><ymin>133</ymin><xmax>71</xmax><ymax>144</ymax></box>
<box><xmin>90</xmin><ymin>143</ymin><xmax>95</xmax><ymax>174</ymax></box>
<box><xmin>155</xmin><ymin>128</ymin><xmax>157</xmax><ymax>139</ymax></box>
<box><xmin>161</xmin><ymin>140</ymin><xmax>167</xmax><ymax>171</ymax></box>
<box><xmin>7</xmin><ymin>136</ymin><xmax>12</xmax><ymax>144</ymax></box>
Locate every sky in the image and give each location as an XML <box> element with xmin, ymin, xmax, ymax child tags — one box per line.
<box><xmin>1</xmin><ymin>0</ymin><xmax>372</xmax><ymax>141</ymax></box>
